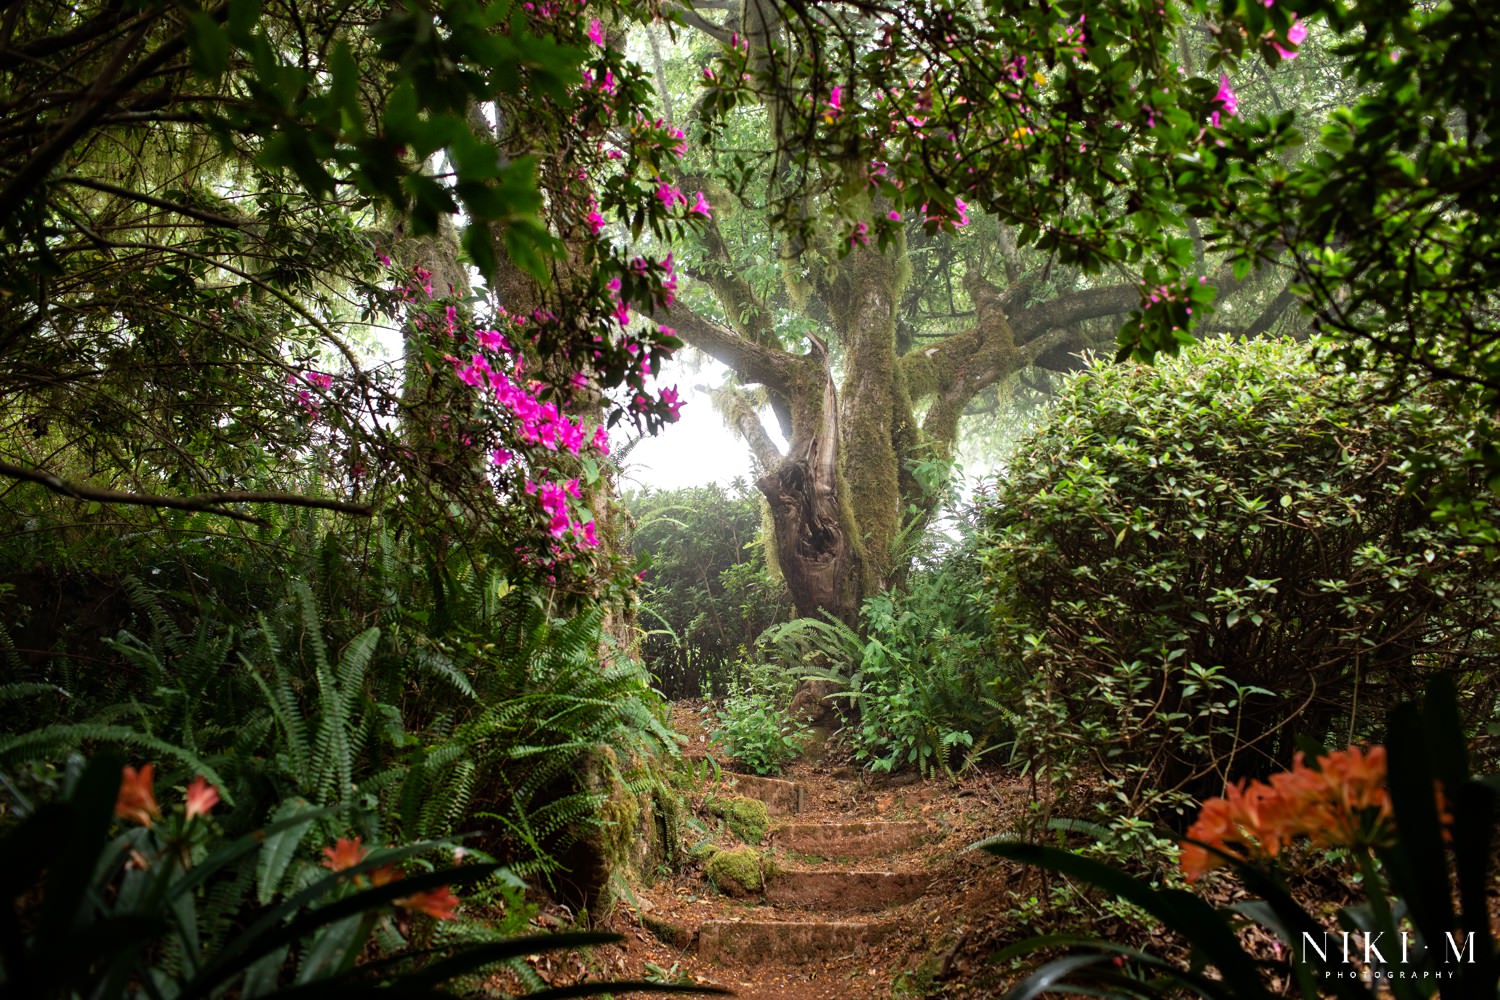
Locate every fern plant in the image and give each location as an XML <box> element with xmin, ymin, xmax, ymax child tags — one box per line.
<box><xmin>243</xmin><ymin>581</ymin><xmax>381</xmax><ymax>809</ymax></box>
<box><xmin>489</xmin><ymin>609</ymin><xmax>677</xmax><ymax>875</ymax></box>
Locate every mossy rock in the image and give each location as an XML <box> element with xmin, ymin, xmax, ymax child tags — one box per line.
<box><xmin>706</xmin><ymin>847</ymin><xmax>764</xmax><ymax>897</ymax></box>
<box><xmin>706</xmin><ymin>795</ymin><xmax>770</xmax><ymax>845</ymax></box>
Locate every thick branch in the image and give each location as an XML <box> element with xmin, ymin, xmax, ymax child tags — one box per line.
<box><xmin>0</xmin><ymin>458</ymin><xmax>374</xmax><ymax>525</ymax></box>
<box><xmin>706</xmin><ymin>382</ymin><xmax>785</xmax><ymax>472</ymax></box>
<box><xmin>659</xmin><ymin>300</ymin><xmax>809</xmax><ymax>395</ymax></box>
<box><xmin>0</xmin><ymin>6</ymin><xmax>209</xmax><ymax>223</ymax></box>
<box><xmin>1009</xmin><ymin>283</ymin><xmax>1139</xmax><ymax>341</ymax></box>
<box><xmin>1246</xmin><ymin>286</ymin><xmax>1299</xmax><ymax>337</ymax></box>
<box><xmin>663</xmin><ymin>3</ymin><xmax>734</xmax><ymax>43</ymax></box>
<box><xmin>58</xmin><ymin>175</ymin><xmax>247</xmax><ymax>228</ymax></box>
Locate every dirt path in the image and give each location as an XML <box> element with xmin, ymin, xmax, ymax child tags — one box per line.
<box><xmin>597</xmin><ymin>701</ymin><xmax>1035</xmax><ymax>999</ymax></box>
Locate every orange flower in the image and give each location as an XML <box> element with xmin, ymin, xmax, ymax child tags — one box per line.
<box><xmin>1182</xmin><ymin>744</ymin><xmax>1399</xmax><ymax>882</ymax></box>
<box><xmin>1181</xmin><ymin>781</ymin><xmax>1284</xmax><ymax>882</ymax></box>
<box><xmin>369</xmin><ymin>864</ymin><xmax>402</xmax><ymax>888</ymax></box>
<box><xmin>116</xmin><ymin>764</ymin><xmax>161</xmax><ymax>827</ymax></box>
<box><xmin>321</xmin><ymin>836</ymin><xmax>369</xmax><ymax>872</ymax></box>
<box><xmin>184</xmin><ymin>776</ymin><xmax>220</xmax><ymax>820</ymax></box>
<box><xmin>397</xmin><ymin>886</ymin><xmax>460</xmax><ymax>920</ymax></box>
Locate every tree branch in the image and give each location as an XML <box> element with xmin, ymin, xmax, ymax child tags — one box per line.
<box><xmin>663</xmin><ymin>2</ymin><xmax>734</xmax><ymax>43</ymax></box>
<box><xmin>0</xmin><ymin>5</ymin><xmax>210</xmax><ymax>223</ymax></box>
<box><xmin>658</xmin><ymin>299</ymin><xmax>809</xmax><ymax>395</ymax></box>
<box><xmin>58</xmin><ymin>174</ymin><xmax>247</xmax><ymax>228</ymax></box>
<box><xmin>1010</xmin><ymin>282</ymin><xmax>1139</xmax><ymax>340</ymax></box>
<box><xmin>0</xmin><ymin>458</ymin><xmax>374</xmax><ymax>525</ymax></box>
<box><xmin>704</xmin><ymin>382</ymin><xmax>785</xmax><ymax>472</ymax></box>
<box><xmin>1245</xmin><ymin>286</ymin><xmax>1299</xmax><ymax>337</ymax></box>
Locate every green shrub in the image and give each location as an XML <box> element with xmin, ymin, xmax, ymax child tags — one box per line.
<box><xmin>760</xmin><ymin>517</ymin><xmax>1021</xmax><ymax>777</ymax></box>
<box><xmin>714</xmin><ymin>689</ymin><xmax>808</xmax><ymax>775</ymax></box>
<box><xmin>626</xmin><ymin>483</ymin><xmax>793</xmax><ymax>698</ymax></box>
<box><xmin>981</xmin><ymin>338</ymin><xmax>1500</xmax><ymax>823</ymax></box>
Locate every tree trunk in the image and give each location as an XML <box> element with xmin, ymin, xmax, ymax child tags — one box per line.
<box><xmin>758</xmin><ymin>371</ymin><xmax>864</xmax><ymax>624</ymax></box>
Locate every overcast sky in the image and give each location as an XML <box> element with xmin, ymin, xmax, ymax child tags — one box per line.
<box><xmin>613</xmin><ymin>356</ymin><xmax>770</xmax><ymax>493</ymax></box>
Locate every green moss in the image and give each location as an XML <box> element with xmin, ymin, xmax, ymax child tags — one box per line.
<box><xmin>705</xmin><ymin>847</ymin><xmax>764</xmax><ymax>897</ymax></box>
<box><xmin>706</xmin><ymin>795</ymin><xmax>770</xmax><ymax>845</ymax></box>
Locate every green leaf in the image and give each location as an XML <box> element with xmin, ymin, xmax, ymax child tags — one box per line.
<box><xmin>187</xmin><ymin>12</ymin><xmax>231</xmax><ymax>78</ymax></box>
<box><xmin>255</xmin><ymin>798</ymin><xmax>320</xmax><ymax>904</ymax></box>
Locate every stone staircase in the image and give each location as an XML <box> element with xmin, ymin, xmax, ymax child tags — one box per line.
<box><xmin>691</xmin><ymin>771</ymin><xmax>935</xmax><ymax>971</ymax></box>
<box><xmin>621</xmin><ymin>748</ymin><xmax>987</xmax><ymax>999</ymax></box>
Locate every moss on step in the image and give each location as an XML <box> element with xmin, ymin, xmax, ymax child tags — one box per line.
<box><xmin>641</xmin><ymin>914</ymin><xmax>692</xmax><ymax>950</ymax></box>
<box><xmin>706</xmin><ymin>794</ymin><xmax>770</xmax><ymax>844</ymax></box>
<box><xmin>706</xmin><ymin>847</ymin><xmax>764</xmax><ymax>897</ymax></box>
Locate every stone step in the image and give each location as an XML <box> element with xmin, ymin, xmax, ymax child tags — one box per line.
<box><xmin>764</xmin><ymin>869</ymin><xmax>931</xmax><ymax>913</ymax></box>
<box><xmin>722</xmin><ymin>773</ymin><xmax>805</xmax><ymax>815</ymax></box>
<box><xmin>770</xmin><ymin>820</ymin><xmax>931</xmax><ymax>858</ymax></box>
<box><xmin>697</xmin><ymin>919</ymin><xmax>888</xmax><ymax>965</ymax></box>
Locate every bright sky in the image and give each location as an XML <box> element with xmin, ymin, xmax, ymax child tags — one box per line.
<box><xmin>613</xmin><ymin>356</ymin><xmax>768</xmax><ymax>492</ymax></box>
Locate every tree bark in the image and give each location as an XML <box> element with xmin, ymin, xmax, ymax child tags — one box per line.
<box><xmin>669</xmin><ymin>246</ymin><xmax>1139</xmax><ymax>627</ymax></box>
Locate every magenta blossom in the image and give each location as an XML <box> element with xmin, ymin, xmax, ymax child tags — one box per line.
<box><xmin>660</xmin><ymin>386</ymin><xmax>683</xmax><ymax>420</ymax></box>
<box><xmin>689</xmin><ymin>191</ymin><xmax>712</xmax><ymax>218</ymax></box>
<box><xmin>1272</xmin><ymin>17</ymin><xmax>1308</xmax><ymax>59</ymax></box>
<box><xmin>586</xmin><ymin>18</ymin><xmax>604</xmax><ymax>46</ymax></box>
<box><xmin>655</xmin><ymin>180</ymin><xmax>686</xmax><ymax>210</ymax></box>
<box><xmin>1211</xmin><ymin>73</ymin><xmax>1238</xmax><ymax>127</ymax></box>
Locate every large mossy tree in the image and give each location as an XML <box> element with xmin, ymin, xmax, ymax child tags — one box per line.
<box><xmin>649</xmin><ymin>0</ymin><xmax>1318</xmax><ymax>624</ymax></box>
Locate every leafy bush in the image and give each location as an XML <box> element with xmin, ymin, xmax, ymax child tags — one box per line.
<box><xmin>760</xmin><ymin>510</ymin><xmax>1021</xmax><ymax>776</ymax></box>
<box><xmin>0</xmin><ymin>543</ymin><xmax>681</xmax><ymax>903</ymax></box>
<box><xmin>714</xmin><ymin>688</ymin><xmax>808</xmax><ymax>775</ymax></box>
<box><xmin>626</xmin><ymin>482</ymin><xmax>793</xmax><ymax>698</ymax></box>
<box><xmin>980</xmin><ymin>338</ymin><xmax>1500</xmax><ymax>823</ymax></box>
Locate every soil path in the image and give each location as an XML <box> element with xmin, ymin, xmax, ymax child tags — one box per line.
<box><xmin>599</xmin><ymin>701</ymin><xmax>1034</xmax><ymax>999</ymax></box>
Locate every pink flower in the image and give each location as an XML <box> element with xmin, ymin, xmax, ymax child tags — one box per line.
<box><xmin>655</xmin><ymin>180</ymin><xmax>686</xmax><ymax>210</ymax></box>
<box><xmin>1211</xmin><ymin>73</ymin><xmax>1238</xmax><ymax>127</ymax></box>
<box><xmin>851</xmin><ymin>221</ymin><xmax>869</xmax><ymax>246</ymax></box>
<box><xmin>689</xmin><ymin>191</ymin><xmax>712</xmax><ymax>218</ymax></box>
<box><xmin>825</xmin><ymin>85</ymin><xmax>843</xmax><ymax>121</ymax></box>
<box><xmin>660</xmin><ymin>386</ymin><xmax>683</xmax><ymax>419</ymax></box>
<box><xmin>586</xmin><ymin>17</ymin><xmax>604</xmax><ymax>46</ymax></box>
<box><xmin>477</xmin><ymin>328</ymin><xmax>510</xmax><ymax>353</ymax></box>
<box><xmin>587</xmin><ymin>209</ymin><xmax>606</xmax><ymax>235</ymax></box>
<box><xmin>1272</xmin><ymin>17</ymin><xmax>1308</xmax><ymax>59</ymax></box>
<box><xmin>887</xmin><ymin>209</ymin><xmax>901</xmax><ymax>221</ymax></box>
<box><xmin>492</xmin><ymin>448</ymin><xmax>513</xmax><ymax>466</ymax></box>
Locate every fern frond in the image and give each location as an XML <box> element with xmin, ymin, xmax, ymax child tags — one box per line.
<box><xmin>0</xmin><ymin>722</ymin><xmax>229</xmax><ymax>793</ymax></box>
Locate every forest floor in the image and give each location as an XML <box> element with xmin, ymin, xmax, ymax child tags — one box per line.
<box><xmin>513</xmin><ymin>699</ymin><xmax>1500</xmax><ymax>998</ymax></box>
<box><xmin>584</xmin><ymin>699</ymin><xmax>1056</xmax><ymax>999</ymax></box>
